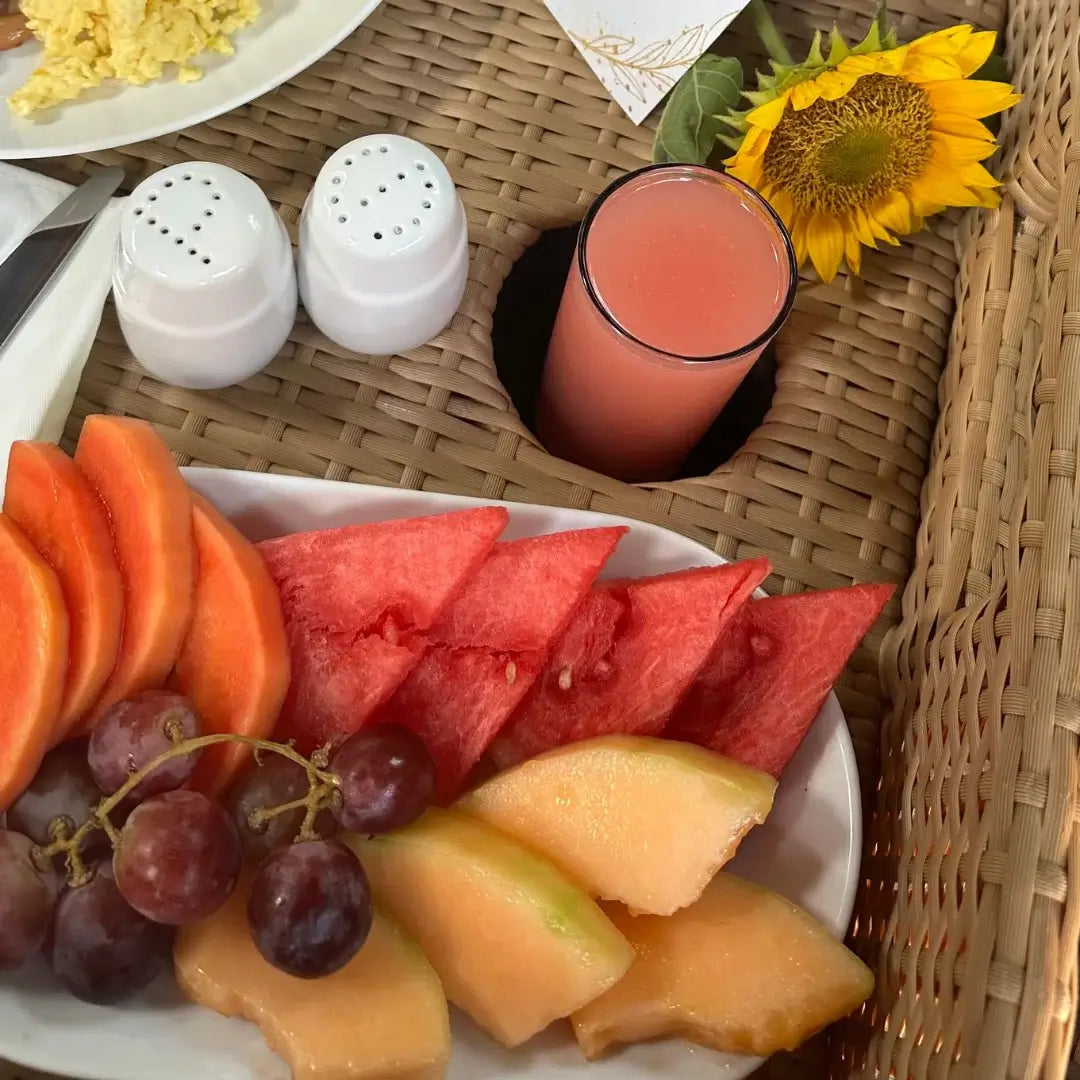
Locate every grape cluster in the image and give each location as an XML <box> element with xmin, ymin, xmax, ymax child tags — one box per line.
<box><xmin>0</xmin><ymin>690</ymin><xmax>437</xmax><ymax>1001</ymax></box>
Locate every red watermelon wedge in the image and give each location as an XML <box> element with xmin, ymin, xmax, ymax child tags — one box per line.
<box><xmin>490</xmin><ymin>557</ymin><xmax>771</xmax><ymax>769</ymax></box>
<box><xmin>258</xmin><ymin>507</ymin><xmax>509</xmax><ymax>753</ymax></box>
<box><xmin>376</xmin><ymin>527</ymin><xmax>626</xmax><ymax>802</ymax></box>
<box><xmin>665</xmin><ymin>583</ymin><xmax>894</xmax><ymax>777</ymax></box>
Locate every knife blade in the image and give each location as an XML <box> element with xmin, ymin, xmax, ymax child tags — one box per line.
<box><xmin>0</xmin><ymin>167</ymin><xmax>125</xmax><ymax>353</ymax></box>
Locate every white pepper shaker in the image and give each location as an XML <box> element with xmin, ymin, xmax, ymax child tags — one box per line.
<box><xmin>297</xmin><ymin>135</ymin><xmax>469</xmax><ymax>355</ymax></box>
<box><xmin>112</xmin><ymin>162</ymin><xmax>297</xmax><ymax>389</ymax></box>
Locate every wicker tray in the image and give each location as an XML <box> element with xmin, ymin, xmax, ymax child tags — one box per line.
<box><xmin>10</xmin><ymin>0</ymin><xmax>1076</xmax><ymax>1076</ymax></box>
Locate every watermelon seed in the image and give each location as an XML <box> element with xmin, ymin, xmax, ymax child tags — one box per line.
<box><xmin>558</xmin><ymin>667</ymin><xmax>573</xmax><ymax>691</ymax></box>
<box><xmin>505</xmin><ymin>663</ymin><xmax>517</xmax><ymax>685</ymax></box>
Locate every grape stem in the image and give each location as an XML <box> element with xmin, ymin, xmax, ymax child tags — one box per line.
<box><xmin>34</xmin><ymin>734</ymin><xmax>341</xmax><ymax>888</ymax></box>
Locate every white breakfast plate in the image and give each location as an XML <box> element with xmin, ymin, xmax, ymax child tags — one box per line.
<box><xmin>0</xmin><ymin>1</ymin><xmax>381</xmax><ymax>159</ymax></box>
<box><xmin>0</xmin><ymin>470</ymin><xmax>862</xmax><ymax>1080</ymax></box>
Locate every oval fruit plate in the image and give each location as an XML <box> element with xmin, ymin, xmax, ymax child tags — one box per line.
<box><xmin>0</xmin><ymin>469</ymin><xmax>864</xmax><ymax>1080</ymax></box>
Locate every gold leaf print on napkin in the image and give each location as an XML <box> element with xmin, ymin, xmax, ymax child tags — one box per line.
<box><xmin>570</xmin><ymin>19</ymin><xmax>728</xmax><ymax>104</ymax></box>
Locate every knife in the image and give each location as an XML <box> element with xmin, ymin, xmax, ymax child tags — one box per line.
<box><xmin>0</xmin><ymin>166</ymin><xmax>125</xmax><ymax>353</ymax></box>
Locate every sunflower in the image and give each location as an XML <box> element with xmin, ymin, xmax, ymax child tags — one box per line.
<box><xmin>725</xmin><ymin>25</ymin><xmax>1021</xmax><ymax>282</ymax></box>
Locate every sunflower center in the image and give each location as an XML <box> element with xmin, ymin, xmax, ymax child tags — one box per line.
<box><xmin>762</xmin><ymin>73</ymin><xmax>934</xmax><ymax>215</ymax></box>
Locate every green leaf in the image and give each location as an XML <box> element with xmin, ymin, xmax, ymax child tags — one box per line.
<box><xmin>653</xmin><ymin>54</ymin><xmax>745</xmax><ymax>165</ymax></box>
<box><xmin>973</xmin><ymin>52</ymin><xmax>1009</xmax><ymax>82</ymax></box>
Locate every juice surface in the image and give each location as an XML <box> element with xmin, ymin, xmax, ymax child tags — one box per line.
<box><xmin>584</xmin><ymin>171</ymin><xmax>788</xmax><ymax>358</ymax></box>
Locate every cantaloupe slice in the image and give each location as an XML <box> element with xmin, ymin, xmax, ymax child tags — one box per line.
<box><xmin>176</xmin><ymin>494</ymin><xmax>290</xmax><ymax>798</ymax></box>
<box><xmin>3</xmin><ymin>441</ymin><xmax>123</xmax><ymax>741</ymax></box>
<box><xmin>74</xmin><ymin>416</ymin><xmax>195</xmax><ymax>728</ymax></box>
<box><xmin>176</xmin><ymin>870</ymin><xmax>450</xmax><ymax>1080</ymax></box>
<box><xmin>457</xmin><ymin>736</ymin><xmax>776</xmax><ymax>915</ymax></box>
<box><xmin>348</xmin><ymin>809</ymin><xmax>635</xmax><ymax>1048</ymax></box>
<box><xmin>0</xmin><ymin>515</ymin><xmax>69</xmax><ymax>810</ymax></box>
<box><xmin>572</xmin><ymin>874</ymin><xmax>874</xmax><ymax>1060</ymax></box>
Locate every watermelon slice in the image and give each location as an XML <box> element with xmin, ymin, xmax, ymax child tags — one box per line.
<box><xmin>490</xmin><ymin>557</ymin><xmax>771</xmax><ymax>770</ymax></box>
<box><xmin>665</xmin><ymin>583</ymin><xmax>894</xmax><ymax>778</ymax></box>
<box><xmin>259</xmin><ymin>507</ymin><xmax>509</xmax><ymax>753</ymax></box>
<box><xmin>376</xmin><ymin>527</ymin><xmax>627</xmax><ymax>802</ymax></box>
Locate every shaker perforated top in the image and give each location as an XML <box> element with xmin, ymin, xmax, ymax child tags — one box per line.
<box><xmin>113</xmin><ymin>161</ymin><xmax>296</xmax><ymax>388</ymax></box>
<box><xmin>297</xmin><ymin>134</ymin><xmax>469</xmax><ymax>354</ymax></box>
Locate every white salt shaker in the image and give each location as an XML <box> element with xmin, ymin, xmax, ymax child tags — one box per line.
<box><xmin>297</xmin><ymin>135</ymin><xmax>469</xmax><ymax>355</ymax></box>
<box><xmin>112</xmin><ymin>162</ymin><xmax>297</xmax><ymax>389</ymax></box>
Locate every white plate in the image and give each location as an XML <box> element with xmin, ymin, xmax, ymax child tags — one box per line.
<box><xmin>0</xmin><ymin>1</ymin><xmax>381</xmax><ymax>159</ymax></box>
<box><xmin>0</xmin><ymin>470</ymin><xmax>862</xmax><ymax>1080</ymax></box>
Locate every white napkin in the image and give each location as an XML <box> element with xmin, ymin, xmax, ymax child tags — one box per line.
<box><xmin>0</xmin><ymin>163</ymin><xmax>122</xmax><ymax>498</ymax></box>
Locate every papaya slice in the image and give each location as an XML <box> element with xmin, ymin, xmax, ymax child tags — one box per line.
<box><xmin>74</xmin><ymin>416</ymin><xmax>195</xmax><ymax>729</ymax></box>
<box><xmin>4</xmin><ymin>441</ymin><xmax>124</xmax><ymax>742</ymax></box>
<box><xmin>177</xmin><ymin>493</ymin><xmax>291</xmax><ymax>798</ymax></box>
<box><xmin>0</xmin><ymin>515</ymin><xmax>69</xmax><ymax>810</ymax></box>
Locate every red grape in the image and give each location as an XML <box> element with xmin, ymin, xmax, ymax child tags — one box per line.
<box><xmin>0</xmin><ymin>830</ymin><xmax>57</xmax><ymax>971</ymax></box>
<box><xmin>248</xmin><ymin>839</ymin><xmax>372</xmax><ymax>978</ymax></box>
<box><xmin>7</xmin><ymin>741</ymin><xmax>109</xmax><ymax>862</ymax></box>
<box><xmin>49</xmin><ymin>863</ymin><xmax>171</xmax><ymax>1003</ymax></box>
<box><xmin>230</xmin><ymin>755</ymin><xmax>320</xmax><ymax>858</ymax></box>
<box><xmin>329</xmin><ymin>725</ymin><xmax>435</xmax><ymax>834</ymax></box>
<box><xmin>88</xmin><ymin>690</ymin><xmax>202</xmax><ymax>802</ymax></box>
<box><xmin>113</xmin><ymin>790</ymin><xmax>240</xmax><ymax>925</ymax></box>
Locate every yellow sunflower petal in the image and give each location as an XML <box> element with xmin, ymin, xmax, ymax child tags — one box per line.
<box><xmin>813</xmin><ymin>69</ymin><xmax>861</xmax><ymax>101</ymax></box>
<box><xmin>844</xmin><ymin>227</ymin><xmax>863</xmax><ymax>275</ymax></box>
<box><xmin>871</xmin><ymin>191</ymin><xmax>913</xmax><ymax>236</ymax></box>
<box><xmin>908</xmin><ymin>196</ymin><xmax>946</xmax><ymax>218</ymax></box>
<box><xmin>805</xmin><ymin>213</ymin><xmax>846</xmax><ymax>283</ymax></box>
<box><xmin>852</xmin><ymin>206</ymin><xmax>883</xmax><ymax>247</ymax></box>
<box><xmin>790</xmin><ymin>80</ymin><xmax>824</xmax><ymax>110</ymax></box>
<box><xmin>727</xmin><ymin>153</ymin><xmax>766</xmax><ymax>191</ymax></box>
<box><xmin>932</xmin><ymin>111</ymin><xmax>997</xmax><ymax>142</ymax></box>
<box><xmin>902</xmin><ymin>53</ymin><xmax>965</xmax><ymax>84</ymax></box>
<box><xmin>955</xmin><ymin>31</ymin><xmax>998</xmax><ymax>76</ymax></box>
<box><xmin>959</xmin><ymin>160</ymin><xmax>1003</xmax><ymax>188</ymax></box>
<box><xmin>924</xmin><ymin>79</ymin><xmax>1022</xmax><ymax>118</ymax></box>
<box><xmin>746</xmin><ymin>93</ymin><xmax>792</xmax><ymax>131</ymax></box>
<box><xmin>791</xmin><ymin>211</ymin><xmax>810</xmax><ymax>268</ymax></box>
<box><xmin>905</xmin><ymin>27</ymin><xmax>974</xmax><ymax>69</ymax></box>
<box><xmin>931</xmin><ymin>130</ymin><xmax>998</xmax><ymax>163</ymax></box>
<box><xmin>738</xmin><ymin>123</ymin><xmax>771</xmax><ymax>159</ymax></box>
<box><xmin>973</xmin><ymin>186</ymin><xmax>1003</xmax><ymax>209</ymax></box>
<box><xmin>910</xmin><ymin>26</ymin><xmax>973</xmax><ymax>54</ymax></box>
<box><xmin>836</xmin><ymin>47</ymin><xmax>908</xmax><ymax>78</ymax></box>
<box><xmin>765</xmin><ymin>186</ymin><xmax>796</xmax><ymax>228</ymax></box>
<box><xmin>908</xmin><ymin>163</ymin><xmax>986</xmax><ymax>206</ymax></box>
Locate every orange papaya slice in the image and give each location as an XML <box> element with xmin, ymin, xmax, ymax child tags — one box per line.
<box><xmin>177</xmin><ymin>493</ymin><xmax>291</xmax><ymax>798</ymax></box>
<box><xmin>74</xmin><ymin>416</ymin><xmax>195</xmax><ymax>729</ymax></box>
<box><xmin>4</xmin><ymin>441</ymin><xmax>124</xmax><ymax>741</ymax></box>
<box><xmin>0</xmin><ymin>515</ymin><xmax>69</xmax><ymax>810</ymax></box>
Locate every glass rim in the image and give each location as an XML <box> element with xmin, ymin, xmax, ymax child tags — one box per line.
<box><xmin>575</xmin><ymin>162</ymin><xmax>799</xmax><ymax>365</ymax></box>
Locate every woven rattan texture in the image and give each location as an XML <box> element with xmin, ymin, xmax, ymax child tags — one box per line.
<box><xmin>14</xmin><ymin>0</ymin><xmax>1070</xmax><ymax>1078</ymax></box>
<box><xmin>849</xmin><ymin>0</ymin><xmax>1080</xmax><ymax>1073</ymax></box>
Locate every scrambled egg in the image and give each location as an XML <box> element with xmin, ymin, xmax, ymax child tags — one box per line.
<box><xmin>8</xmin><ymin>0</ymin><xmax>261</xmax><ymax>117</ymax></box>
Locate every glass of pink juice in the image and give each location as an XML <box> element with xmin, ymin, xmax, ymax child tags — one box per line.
<box><xmin>538</xmin><ymin>164</ymin><xmax>796</xmax><ymax>482</ymax></box>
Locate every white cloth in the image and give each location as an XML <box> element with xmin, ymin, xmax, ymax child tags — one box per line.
<box><xmin>0</xmin><ymin>163</ymin><xmax>122</xmax><ymax>498</ymax></box>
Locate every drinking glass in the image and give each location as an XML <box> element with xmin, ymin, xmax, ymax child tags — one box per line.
<box><xmin>538</xmin><ymin>164</ymin><xmax>797</xmax><ymax>482</ymax></box>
